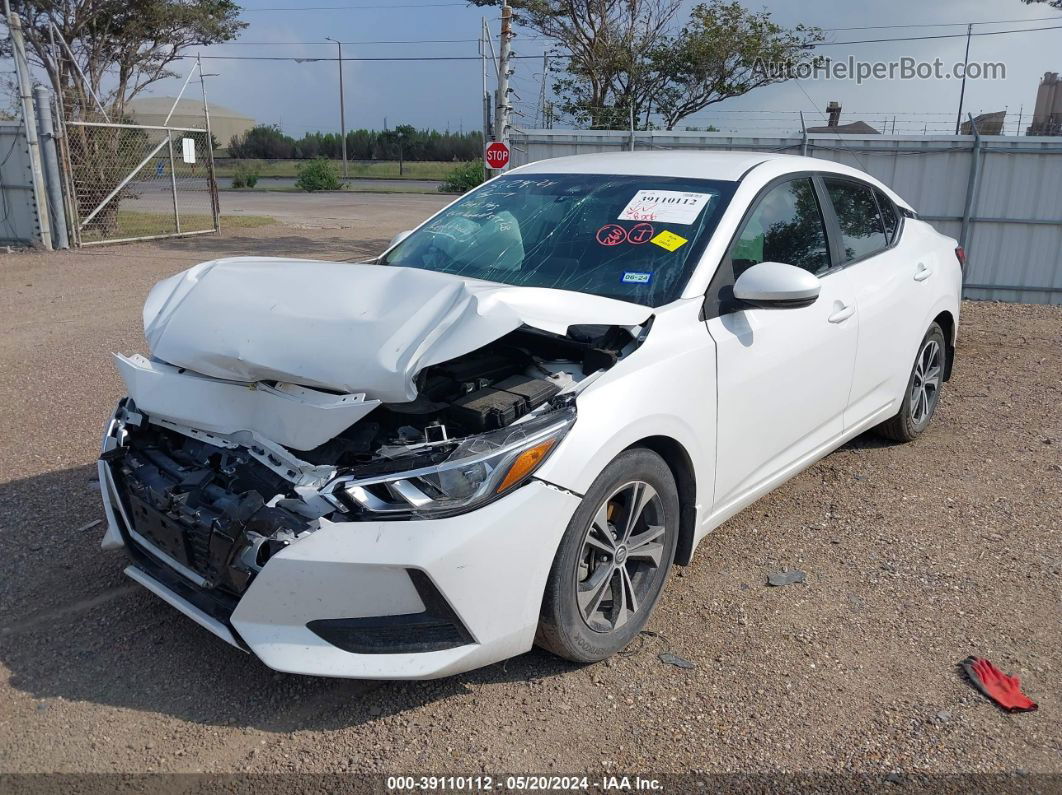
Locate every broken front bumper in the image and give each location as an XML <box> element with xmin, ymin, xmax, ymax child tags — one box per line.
<box><xmin>98</xmin><ymin>412</ymin><xmax>581</xmax><ymax>680</ymax></box>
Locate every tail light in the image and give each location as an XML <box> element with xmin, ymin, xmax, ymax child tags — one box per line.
<box><xmin>955</xmin><ymin>246</ymin><xmax>966</xmax><ymax>269</ymax></box>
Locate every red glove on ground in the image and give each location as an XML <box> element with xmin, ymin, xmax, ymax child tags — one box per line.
<box><xmin>961</xmin><ymin>656</ymin><xmax>1039</xmax><ymax>713</ymax></box>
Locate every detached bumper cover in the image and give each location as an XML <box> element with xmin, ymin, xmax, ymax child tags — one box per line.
<box><xmin>101</xmin><ymin>461</ymin><xmax>580</xmax><ymax>678</ymax></box>
<box><xmin>114</xmin><ymin>353</ymin><xmax>380</xmax><ymax>451</ymax></box>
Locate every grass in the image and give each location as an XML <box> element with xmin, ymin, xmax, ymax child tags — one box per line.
<box><xmin>221</xmin><ymin>184</ymin><xmax>450</xmax><ymax>195</ymax></box>
<box><xmin>213</xmin><ymin>159</ymin><xmax>471</xmax><ymax>180</ymax></box>
<box><xmin>80</xmin><ymin>211</ymin><xmax>274</xmax><ymax>242</ymax></box>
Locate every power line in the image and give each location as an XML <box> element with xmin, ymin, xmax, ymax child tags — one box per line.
<box><xmin>243</xmin><ymin>2</ymin><xmax>465</xmax><ymax>10</ymax></box>
<box><xmin>819</xmin><ymin>15</ymin><xmax>1062</xmax><ymax>32</ymax></box>
<box><xmin>213</xmin><ymin>38</ymin><xmax>480</xmax><ymax>45</ymax></box>
<box><xmin>818</xmin><ymin>23</ymin><xmax>1062</xmax><ymax>46</ymax></box>
<box><xmin>180</xmin><ymin>54</ymin><xmax>498</xmax><ymax>61</ymax></box>
<box><xmin>185</xmin><ymin>21</ymin><xmax>1062</xmax><ymax>59</ymax></box>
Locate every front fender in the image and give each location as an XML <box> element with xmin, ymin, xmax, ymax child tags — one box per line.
<box><xmin>534</xmin><ymin>300</ymin><xmax>716</xmax><ymax>521</ymax></box>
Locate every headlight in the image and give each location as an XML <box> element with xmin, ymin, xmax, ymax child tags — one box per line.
<box><xmin>327</xmin><ymin>406</ymin><xmax>576</xmax><ymax>519</ymax></box>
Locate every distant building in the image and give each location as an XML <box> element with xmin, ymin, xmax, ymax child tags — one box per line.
<box><xmin>1027</xmin><ymin>72</ymin><xmax>1062</xmax><ymax>136</ymax></box>
<box><xmin>127</xmin><ymin>97</ymin><xmax>255</xmax><ymax>147</ymax></box>
<box><xmin>806</xmin><ymin>101</ymin><xmax>879</xmax><ymax>134</ymax></box>
<box><xmin>961</xmin><ymin>111</ymin><xmax>1006</xmax><ymax>135</ymax></box>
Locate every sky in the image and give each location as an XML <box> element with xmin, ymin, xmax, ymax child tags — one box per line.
<box><xmin>33</xmin><ymin>0</ymin><xmax>1062</xmax><ymax>136</ymax></box>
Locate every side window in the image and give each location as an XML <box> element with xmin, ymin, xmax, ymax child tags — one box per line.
<box><xmin>875</xmin><ymin>189</ymin><xmax>899</xmax><ymax>243</ymax></box>
<box><xmin>730</xmin><ymin>178</ymin><xmax>831</xmax><ymax>276</ymax></box>
<box><xmin>823</xmin><ymin>178</ymin><xmax>888</xmax><ymax>262</ymax></box>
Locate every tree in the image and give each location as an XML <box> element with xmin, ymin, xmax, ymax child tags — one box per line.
<box><xmin>2</xmin><ymin>1</ymin><xmax>244</xmax><ymax>235</ymax></box>
<box><xmin>468</xmin><ymin>0</ymin><xmax>822</xmax><ymax>130</ymax></box>
<box><xmin>1022</xmin><ymin>0</ymin><xmax>1062</xmax><ymax>8</ymax></box>
<box><xmin>381</xmin><ymin>124</ymin><xmax>416</xmax><ymax>175</ymax></box>
<box><xmin>470</xmin><ymin>0</ymin><xmax>680</xmax><ymax>128</ymax></box>
<box><xmin>230</xmin><ymin>125</ymin><xmax>295</xmax><ymax>159</ymax></box>
<box><xmin>650</xmin><ymin>2</ymin><xmax>823</xmax><ymax>130</ymax></box>
<box><xmin>5</xmin><ymin>1</ymin><xmax>244</xmax><ymax>120</ymax></box>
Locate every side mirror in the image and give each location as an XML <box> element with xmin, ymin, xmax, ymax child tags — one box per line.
<box><xmin>388</xmin><ymin>230</ymin><xmax>413</xmax><ymax>249</ymax></box>
<box><xmin>733</xmin><ymin>261</ymin><xmax>820</xmax><ymax>309</ymax></box>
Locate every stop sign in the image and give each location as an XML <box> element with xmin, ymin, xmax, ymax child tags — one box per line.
<box><xmin>485</xmin><ymin>141</ymin><xmax>510</xmax><ymax>170</ymax></box>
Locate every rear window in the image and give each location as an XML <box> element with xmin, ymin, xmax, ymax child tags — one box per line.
<box><xmin>382</xmin><ymin>173</ymin><xmax>737</xmax><ymax>306</ymax></box>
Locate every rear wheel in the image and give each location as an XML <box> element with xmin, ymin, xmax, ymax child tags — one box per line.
<box><xmin>536</xmin><ymin>449</ymin><xmax>679</xmax><ymax>663</ymax></box>
<box><xmin>876</xmin><ymin>322</ymin><xmax>946</xmax><ymax>442</ymax></box>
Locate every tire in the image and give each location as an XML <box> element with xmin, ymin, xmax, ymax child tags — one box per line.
<box><xmin>536</xmin><ymin>448</ymin><xmax>680</xmax><ymax>663</ymax></box>
<box><xmin>876</xmin><ymin>322</ymin><xmax>947</xmax><ymax>442</ymax></box>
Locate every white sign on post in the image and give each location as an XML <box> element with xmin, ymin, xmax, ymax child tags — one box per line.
<box><xmin>181</xmin><ymin>137</ymin><xmax>196</xmax><ymax>164</ymax></box>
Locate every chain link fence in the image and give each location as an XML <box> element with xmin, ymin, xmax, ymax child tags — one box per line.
<box><xmin>63</xmin><ymin>122</ymin><xmax>217</xmax><ymax>245</ymax></box>
<box><xmin>54</xmin><ymin>56</ymin><xmax>220</xmax><ymax>247</ymax></box>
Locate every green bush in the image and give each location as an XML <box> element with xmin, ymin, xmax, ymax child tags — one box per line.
<box><xmin>439</xmin><ymin>160</ymin><xmax>485</xmax><ymax>194</ymax></box>
<box><xmin>230</xmin><ymin>160</ymin><xmax>260</xmax><ymax>189</ymax></box>
<box><xmin>295</xmin><ymin>157</ymin><xmax>342</xmax><ymax>191</ymax></box>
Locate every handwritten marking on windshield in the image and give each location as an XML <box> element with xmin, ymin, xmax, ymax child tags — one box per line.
<box><xmin>626</xmin><ymin>223</ymin><xmax>655</xmax><ymax>245</ymax></box>
<box><xmin>596</xmin><ymin>224</ymin><xmax>628</xmax><ymax>246</ymax></box>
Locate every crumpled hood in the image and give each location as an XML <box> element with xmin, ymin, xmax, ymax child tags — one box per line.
<box><xmin>143</xmin><ymin>257</ymin><xmax>652</xmax><ymax>403</ymax></box>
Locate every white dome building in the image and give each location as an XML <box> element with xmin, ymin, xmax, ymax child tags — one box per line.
<box><xmin>127</xmin><ymin>97</ymin><xmax>255</xmax><ymax>148</ymax></box>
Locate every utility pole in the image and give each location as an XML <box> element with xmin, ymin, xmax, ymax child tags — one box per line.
<box><xmin>954</xmin><ymin>23</ymin><xmax>972</xmax><ymax>135</ymax></box>
<box><xmin>35</xmin><ymin>86</ymin><xmax>69</xmax><ymax>248</ymax></box>
<box><xmin>481</xmin><ymin>17</ymin><xmax>492</xmax><ymax>181</ymax></box>
<box><xmin>495</xmin><ymin>0</ymin><xmax>513</xmax><ymax>172</ymax></box>
<box><xmin>326</xmin><ymin>38</ymin><xmax>348</xmax><ymax>178</ymax></box>
<box><xmin>9</xmin><ymin>10</ymin><xmax>52</xmax><ymax>249</ymax></box>
<box><xmin>537</xmin><ymin>52</ymin><xmax>548</xmax><ymax>129</ymax></box>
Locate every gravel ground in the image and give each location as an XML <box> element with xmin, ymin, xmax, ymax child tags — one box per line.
<box><xmin>0</xmin><ymin>201</ymin><xmax>1059</xmax><ymax>781</ymax></box>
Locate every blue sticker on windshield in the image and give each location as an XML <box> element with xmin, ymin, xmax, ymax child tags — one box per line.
<box><xmin>622</xmin><ymin>271</ymin><xmax>652</xmax><ymax>284</ymax></box>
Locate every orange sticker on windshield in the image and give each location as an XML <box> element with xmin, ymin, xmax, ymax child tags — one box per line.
<box><xmin>650</xmin><ymin>230</ymin><xmax>688</xmax><ymax>252</ymax></box>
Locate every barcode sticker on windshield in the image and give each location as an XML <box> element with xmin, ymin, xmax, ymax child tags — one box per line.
<box><xmin>618</xmin><ymin>190</ymin><xmax>713</xmax><ymax>225</ymax></box>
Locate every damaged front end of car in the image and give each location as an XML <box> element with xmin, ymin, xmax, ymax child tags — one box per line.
<box><xmin>98</xmin><ymin>259</ymin><xmax>652</xmax><ymax>656</ymax></box>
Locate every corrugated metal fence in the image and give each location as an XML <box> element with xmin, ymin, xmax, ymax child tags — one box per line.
<box><xmin>510</xmin><ymin>130</ymin><xmax>1062</xmax><ymax>305</ymax></box>
<box><xmin>0</xmin><ymin>120</ymin><xmax>44</xmax><ymax>248</ymax></box>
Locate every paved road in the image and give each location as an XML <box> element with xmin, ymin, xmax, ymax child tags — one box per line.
<box><xmin>0</xmin><ymin>210</ymin><xmax>1059</xmax><ymax>778</ymax></box>
<box><xmin>216</xmin><ymin>176</ymin><xmax>442</xmax><ymax>192</ymax></box>
<box><xmin>218</xmin><ymin>190</ymin><xmax>450</xmax><ymax>230</ymax></box>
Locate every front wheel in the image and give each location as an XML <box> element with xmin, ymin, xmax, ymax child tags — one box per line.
<box><xmin>536</xmin><ymin>448</ymin><xmax>679</xmax><ymax>663</ymax></box>
<box><xmin>876</xmin><ymin>322</ymin><xmax>947</xmax><ymax>442</ymax></box>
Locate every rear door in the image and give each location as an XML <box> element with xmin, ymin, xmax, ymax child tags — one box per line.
<box><xmin>705</xmin><ymin>176</ymin><xmax>859</xmax><ymax>510</ymax></box>
<box><xmin>819</xmin><ymin>177</ymin><xmax>927</xmax><ymax>427</ymax></box>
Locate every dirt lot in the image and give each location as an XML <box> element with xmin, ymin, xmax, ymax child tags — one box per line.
<box><xmin>0</xmin><ymin>196</ymin><xmax>1059</xmax><ymax>781</ymax></box>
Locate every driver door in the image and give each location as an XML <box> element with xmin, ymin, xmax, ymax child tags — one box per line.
<box><xmin>704</xmin><ymin>176</ymin><xmax>859</xmax><ymax>512</ymax></box>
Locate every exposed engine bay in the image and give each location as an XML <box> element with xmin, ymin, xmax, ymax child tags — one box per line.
<box><xmin>103</xmin><ymin>323</ymin><xmax>643</xmax><ymax>598</ymax></box>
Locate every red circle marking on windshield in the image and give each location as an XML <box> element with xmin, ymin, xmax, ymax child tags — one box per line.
<box><xmin>596</xmin><ymin>224</ymin><xmax>627</xmax><ymax>246</ymax></box>
<box><xmin>626</xmin><ymin>222</ymin><xmax>655</xmax><ymax>244</ymax></box>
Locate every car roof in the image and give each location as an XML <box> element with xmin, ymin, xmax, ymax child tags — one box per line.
<box><xmin>511</xmin><ymin>150</ymin><xmax>781</xmax><ymax>181</ymax></box>
<box><xmin>508</xmin><ymin>150</ymin><xmax>913</xmax><ymax>211</ymax></box>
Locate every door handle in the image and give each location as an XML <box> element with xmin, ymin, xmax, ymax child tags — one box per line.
<box><xmin>914</xmin><ymin>263</ymin><xmax>933</xmax><ymax>281</ymax></box>
<box><xmin>828</xmin><ymin>303</ymin><xmax>855</xmax><ymax>324</ymax></box>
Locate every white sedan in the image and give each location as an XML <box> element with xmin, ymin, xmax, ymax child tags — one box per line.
<box><xmin>98</xmin><ymin>151</ymin><xmax>962</xmax><ymax>678</ymax></box>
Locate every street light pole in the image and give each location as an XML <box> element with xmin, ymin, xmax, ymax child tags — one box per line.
<box><xmin>326</xmin><ymin>37</ymin><xmax>348</xmax><ymax>178</ymax></box>
<box><xmin>954</xmin><ymin>23</ymin><xmax>972</xmax><ymax>135</ymax></box>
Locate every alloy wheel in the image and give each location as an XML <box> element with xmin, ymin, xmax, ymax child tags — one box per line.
<box><xmin>575</xmin><ymin>480</ymin><xmax>667</xmax><ymax>633</ymax></box>
<box><xmin>910</xmin><ymin>337</ymin><xmax>943</xmax><ymax>427</ymax></box>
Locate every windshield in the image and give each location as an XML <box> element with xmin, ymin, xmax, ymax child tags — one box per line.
<box><xmin>382</xmin><ymin>173</ymin><xmax>737</xmax><ymax>307</ymax></box>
